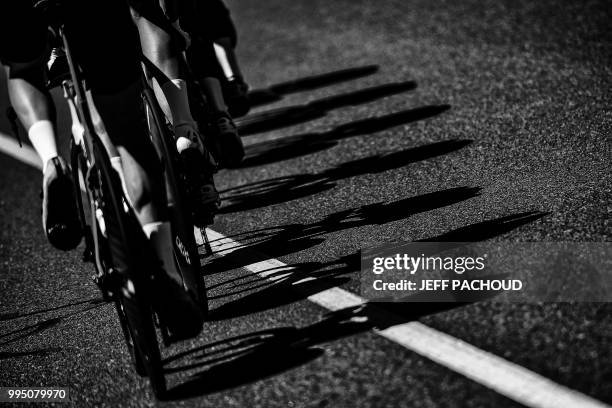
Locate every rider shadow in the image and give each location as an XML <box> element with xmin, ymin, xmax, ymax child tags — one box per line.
<box><xmin>0</xmin><ymin>298</ymin><xmax>105</xmax><ymax>348</ymax></box>
<box><xmin>163</xmin><ymin>309</ymin><xmax>373</xmax><ymax>400</ymax></box>
<box><xmin>166</xmin><ymin>210</ymin><xmax>549</xmax><ymax>400</ymax></box>
<box><xmin>203</xmin><ymin>236</ymin><xmax>328</xmax><ymax>275</ymax></box>
<box><xmin>419</xmin><ymin>211</ymin><xmax>549</xmax><ymax>242</ymax></box>
<box><xmin>236</xmin><ymin>104</ymin><xmax>451</xmax><ymax>168</ymax></box>
<box><xmin>247</xmin><ymin>64</ymin><xmax>380</xmax><ymax>107</ymax></box>
<box><xmin>164</xmin><ymin>268</ymin><xmax>514</xmax><ymax>401</ymax></box>
<box><xmin>236</xmin><ymin>80</ymin><xmax>417</xmax><ymax>137</ymax></box>
<box><xmin>205</xmin><ymin>211</ymin><xmax>548</xmax><ymax>322</ymax></box>
<box><xmin>206</xmin><ymin>186</ymin><xmax>482</xmax><ymax>275</ymax></box>
<box><xmin>206</xmin><ymin>209</ymin><xmax>548</xmax><ymax>289</ymax></box>
<box><xmin>0</xmin><ymin>347</ymin><xmax>63</xmax><ymax>361</ymax></box>
<box><xmin>208</xmin><ymin>253</ymin><xmax>359</xmax><ymax>301</ymax></box>
<box><xmin>0</xmin><ymin>297</ymin><xmax>103</xmax><ymax>322</ymax></box>
<box><xmin>220</xmin><ymin>138</ymin><xmax>471</xmax><ymax>214</ymax></box>
<box><xmin>207</xmin><ymin>254</ymin><xmax>360</xmax><ymax>320</ymax></box>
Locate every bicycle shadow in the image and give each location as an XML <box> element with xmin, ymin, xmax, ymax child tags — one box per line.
<box><xmin>207</xmin><ymin>254</ymin><xmax>360</xmax><ymax>321</ymax></box>
<box><xmin>163</xmin><ymin>326</ymin><xmax>350</xmax><ymax>400</ymax></box>
<box><xmin>220</xmin><ymin>138</ymin><xmax>471</xmax><ymax>213</ymax></box>
<box><xmin>207</xmin><ymin>253</ymin><xmax>359</xmax><ymax>301</ymax></box>
<box><xmin>236</xmin><ymin>80</ymin><xmax>417</xmax><ymax>137</ymax></box>
<box><xmin>204</xmin><ymin>186</ymin><xmax>483</xmax><ymax>276</ymax></box>
<box><xmin>0</xmin><ymin>297</ymin><xmax>103</xmax><ymax>322</ymax></box>
<box><xmin>0</xmin><ymin>298</ymin><xmax>105</xmax><ymax>348</ymax></box>
<box><xmin>164</xmin><ymin>263</ymin><xmax>529</xmax><ymax>401</ymax></box>
<box><xmin>205</xmin><ymin>210</ymin><xmax>548</xmax><ymax>287</ymax></box>
<box><xmin>235</xmin><ymin>104</ymin><xmax>451</xmax><ymax>169</ymax></box>
<box><xmin>163</xmin><ymin>306</ymin><xmax>375</xmax><ymax>400</ymax></box>
<box><xmin>247</xmin><ymin>65</ymin><xmax>380</xmax><ymax>107</ymax></box>
<box><xmin>169</xmin><ymin>210</ymin><xmax>548</xmax><ymax>400</ymax></box>
<box><xmin>0</xmin><ymin>347</ymin><xmax>63</xmax><ymax>361</ymax></box>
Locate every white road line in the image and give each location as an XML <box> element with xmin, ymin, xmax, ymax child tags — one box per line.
<box><xmin>1</xmin><ymin>136</ymin><xmax>608</xmax><ymax>408</ymax></box>
<box><xmin>196</xmin><ymin>229</ymin><xmax>610</xmax><ymax>408</ymax></box>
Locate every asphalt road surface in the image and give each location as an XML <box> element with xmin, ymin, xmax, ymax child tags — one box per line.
<box><xmin>1</xmin><ymin>0</ymin><xmax>611</xmax><ymax>407</ymax></box>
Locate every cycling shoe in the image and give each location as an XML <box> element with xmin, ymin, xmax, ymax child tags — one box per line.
<box><xmin>42</xmin><ymin>156</ymin><xmax>82</xmax><ymax>250</ymax></box>
<box><xmin>224</xmin><ymin>78</ymin><xmax>251</xmax><ymax>118</ymax></box>
<box><xmin>179</xmin><ymin>147</ymin><xmax>220</xmax><ymax>227</ymax></box>
<box><xmin>211</xmin><ymin>112</ymin><xmax>244</xmax><ymax>168</ymax></box>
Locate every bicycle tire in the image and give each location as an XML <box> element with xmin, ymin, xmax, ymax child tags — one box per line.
<box><xmin>142</xmin><ymin>85</ymin><xmax>209</xmax><ymax>315</ymax></box>
<box><xmin>61</xmin><ymin>28</ymin><xmax>166</xmax><ymax>398</ymax></box>
<box><xmin>71</xmin><ymin>141</ymin><xmax>149</xmax><ymax>376</ymax></box>
<box><xmin>94</xmin><ymin>147</ymin><xmax>166</xmax><ymax>398</ymax></box>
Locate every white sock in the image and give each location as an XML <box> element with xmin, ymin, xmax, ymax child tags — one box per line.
<box><xmin>158</xmin><ymin>80</ymin><xmax>204</xmax><ymax>154</ymax></box>
<box><xmin>28</xmin><ymin>120</ymin><xmax>58</xmax><ymax>171</ymax></box>
<box><xmin>142</xmin><ymin>221</ymin><xmax>182</xmax><ymax>284</ymax></box>
<box><xmin>176</xmin><ymin>135</ymin><xmax>197</xmax><ymax>153</ymax></box>
<box><xmin>214</xmin><ymin>43</ymin><xmax>235</xmax><ymax>80</ymax></box>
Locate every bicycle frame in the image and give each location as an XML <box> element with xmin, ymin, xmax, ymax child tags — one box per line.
<box><xmin>58</xmin><ymin>24</ymin><xmax>129</xmax><ymax>294</ymax></box>
<box><xmin>56</xmin><ymin>24</ymin><xmax>168</xmax><ymax>396</ymax></box>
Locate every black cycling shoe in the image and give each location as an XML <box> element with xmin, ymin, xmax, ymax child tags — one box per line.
<box><xmin>211</xmin><ymin>112</ymin><xmax>244</xmax><ymax>168</ymax></box>
<box><xmin>42</xmin><ymin>156</ymin><xmax>82</xmax><ymax>250</ymax></box>
<box><xmin>179</xmin><ymin>147</ymin><xmax>220</xmax><ymax>227</ymax></box>
<box><xmin>224</xmin><ymin>78</ymin><xmax>251</xmax><ymax>118</ymax></box>
<box><xmin>152</xmin><ymin>272</ymin><xmax>203</xmax><ymax>341</ymax></box>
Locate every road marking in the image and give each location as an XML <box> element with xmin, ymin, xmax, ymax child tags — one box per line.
<box><xmin>1</xmin><ymin>135</ymin><xmax>608</xmax><ymax>408</ymax></box>
<box><xmin>195</xmin><ymin>229</ymin><xmax>610</xmax><ymax>408</ymax></box>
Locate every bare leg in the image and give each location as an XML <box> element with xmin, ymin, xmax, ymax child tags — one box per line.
<box><xmin>91</xmin><ymin>80</ymin><xmax>166</xmax><ymax>225</ymax></box>
<box><xmin>214</xmin><ymin>37</ymin><xmax>244</xmax><ymax>82</ymax></box>
<box><xmin>130</xmin><ymin>5</ymin><xmax>220</xmax><ymax>230</ymax></box>
<box><xmin>5</xmin><ymin>64</ymin><xmax>59</xmax><ymax>169</ymax></box>
<box><xmin>5</xmin><ymin>61</ymin><xmax>81</xmax><ymax>250</ymax></box>
<box><xmin>131</xmin><ymin>6</ymin><xmax>203</xmax><ymax>154</ymax></box>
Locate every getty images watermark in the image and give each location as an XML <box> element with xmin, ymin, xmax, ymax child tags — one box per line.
<box><xmin>360</xmin><ymin>242</ymin><xmax>612</xmax><ymax>302</ymax></box>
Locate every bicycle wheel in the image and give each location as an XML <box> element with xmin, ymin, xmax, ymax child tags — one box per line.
<box><xmin>94</xmin><ymin>149</ymin><xmax>167</xmax><ymax>398</ymax></box>
<box><xmin>142</xmin><ymin>85</ymin><xmax>209</xmax><ymax>315</ymax></box>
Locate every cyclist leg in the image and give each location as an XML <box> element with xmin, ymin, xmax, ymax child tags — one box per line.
<box><xmin>62</xmin><ymin>0</ymin><xmax>193</xmax><ymax>290</ymax></box>
<box><xmin>0</xmin><ymin>1</ymin><xmax>81</xmax><ymax>250</ymax></box>
<box><xmin>208</xmin><ymin>0</ymin><xmax>250</xmax><ymax>117</ymax></box>
<box><xmin>187</xmin><ymin>36</ymin><xmax>244</xmax><ymax>167</ymax></box>
<box><xmin>130</xmin><ymin>1</ymin><xmax>220</xmax><ymax>225</ymax></box>
<box><xmin>130</xmin><ymin>2</ymin><xmax>205</xmax><ymax>155</ymax></box>
<box><xmin>185</xmin><ymin>0</ymin><xmax>249</xmax><ymax>117</ymax></box>
<box><xmin>176</xmin><ymin>0</ymin><xmax>244</xmax><ymax>166</ymax></box>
